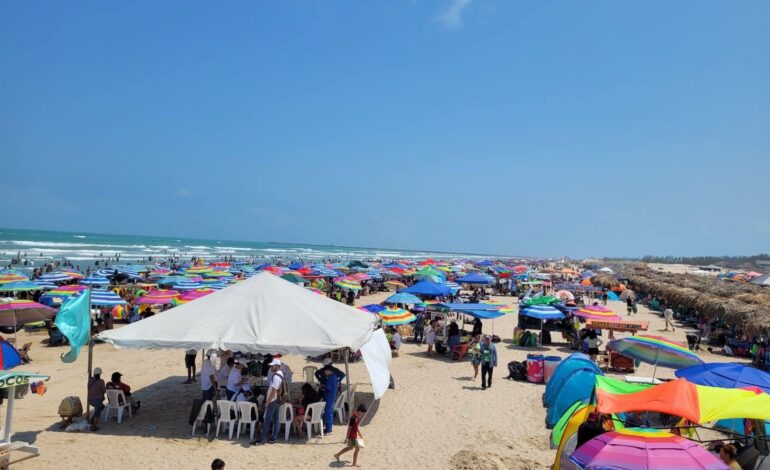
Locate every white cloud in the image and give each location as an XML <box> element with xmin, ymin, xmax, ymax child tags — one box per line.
<box><xmin>176</xmin><ymin>187</ymin><xmax>192</xmax><ymax>198</ymax></box>
<box><xmin>437</xmin><ymin>0</ymin><xmax>473</xmax><ymax>30</ymax></box>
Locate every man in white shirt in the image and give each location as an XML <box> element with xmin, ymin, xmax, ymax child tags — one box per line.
<box><xmin>226</xmin><ymin>361</ymin><xmax>245</xmax><ymax>400</ymax></box>
<box><xmin>218</xmin><ymin>357</ymin><xmax>233</xmax><ymax>393</ymax></box>
<box><xmin>200</xmin><ymin>350</ymin><xmax>217</xmax><ymax>401</ymax></box>
<box><xmin>663</xmin><ymin>307</ymin><xmax>676</xmax><ymax>332</ymax></box>
<box><xmin>252</xmin><ymin>359</ymin><xmax>283</xmax><ymax>445</ymax></box>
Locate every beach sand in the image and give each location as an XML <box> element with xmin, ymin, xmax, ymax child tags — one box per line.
<box><xmin>9</xmin><ymin>292</ymin><xmax>739</xmax><ymax>470</ymax></box>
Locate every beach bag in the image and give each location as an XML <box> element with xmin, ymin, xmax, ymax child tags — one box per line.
<box><xmin>355</xmin><ymin>437</ymin><xmax>366</xmax><ymax>448</ymax></box>
<box><xmin>519</xmin><ymin>331</ymin><xmax>531</xmax><ymax>346</ymax></box>
<box><xmin>507</xmin><ymin>361</ymin><xmax>527</xmax><ymax>381</ymax></box>
<box><xmin>527</xmin><ymin>333</ymin><xmax>538</xmax><ymax>347</ymax></box>
<box><xmin>541</xmin><ymin>330</ymin><xmax>552</xmax><ymax>345</ymax></box>
<box><xmin>58</xmin><ymin>396</ymin><xmax>83</xmax><ymax>418</ymax></box>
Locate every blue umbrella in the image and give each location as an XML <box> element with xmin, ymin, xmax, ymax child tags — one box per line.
<box><xmin>399</xmin><ymin>280</ymin><xmax>451</xmax><ymax>297</ymax></box>
<box><xmin>384</xmin><ymin>293</ymin><xmax>422</xmax><ymax>305</ymax></box>
<box><xmin>519</xmin><ymin>305</ymin><xmax>565</xmax><ymax>320</ymax></box>
<box><xmin>38</xmin><ymin>272</ymin><xmax>73</xmax><ymax>283</ymax></box>
<box><xmin>361</xmin><ymin>304</ymin><xmax>385</xmax><ymax>314</ymax></box>
<box><xmin>675</xmin><ymin>363</ymin><xmax>770</xmax><ymax>394</ymax></box>
<box><xmin>0</xmin><ymin>281</ymin><xmax>45</xmax><ymax>292</ymax></box>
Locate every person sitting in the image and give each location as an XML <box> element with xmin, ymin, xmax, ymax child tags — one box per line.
<box><xmin>293</xmin><ymin>383</ymin><xmax>320</xmax><ymax>437</ymax></box>
<box><xmin>87</xmin><ymin>367</ymin><xmax>106</xmax><ymax>431</ymax></box>
<box><xmin>226</xmin><ymin>361</ymin><xmax>246</xmax><ymax>400</ymax></box>
<box><xmin>233</xmin><ymin>384</ymin><xmax>253</xmax><ymax>403</ymax></box>
<box><xmin>106</xmin><ymin>371</ymin><xmax>140</xmax><ymax>413</ymax></box>
<box><xmin>391</xmin><ymin>328</ymin><xmax>402</xmax><ymax>356</ymax></box>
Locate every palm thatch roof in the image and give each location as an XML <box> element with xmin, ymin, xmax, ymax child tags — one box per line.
<box><xmin>624</xmin><ymin>266</ymin><xmax>770</xmax><ymax>335</ymax></box>
<box><xmin>590</xmin><ymin>273</ymin><xmax>621</xmax><ymax>289</ymax></box>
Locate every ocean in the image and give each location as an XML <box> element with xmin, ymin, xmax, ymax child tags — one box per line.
<box><xmin>0</xmin><ymin>227</ymin><xmax>494</xmax><ymax>269</ymax></box>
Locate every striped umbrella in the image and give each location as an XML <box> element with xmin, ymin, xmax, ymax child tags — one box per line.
<box><xmin>384</xmin><ymin>280</ymin><xmax>406</xmax><ymax>290</ymax></box>
<box><xmin>334</xmin><ymin>279</ymin><xmax>362</xmax><ymax>291</ymax></box>
<box><xmin>378</xmin><ymin>307</ymin><xmax>416</xmax><ymax>326</ymax></box>
<box><xmin>60</xmin><ymin>270</ymin><xmax>84</xmax><ymax>280</ymax></box>
<box><xmin>384</xmin><ymin>293</ymin><xmax>422</xmax><ymax>305</ymax></box>
<box><xmin>574</xmin><ymin>305</ymin><xmax>622</xmax><ymax>321</ymax></box>
<box><xmin>608</xmin><ymin>335</ymin><xmax>703</xmax><ymax>378</ymax></box>
<box><xmin>37</xmin><ymin>272</ymin><xmax>74</xmax><ymax>283</ymax></box>
<box><xmin>568</xmin><ymin>428</ymin><xmax>728</xmax><ymax>470</ymax></box>
<box><xmin>0</xmin><ymin>299</ymin><xmax>57</xmax><ymax>328</ymax></box>
<box><xmin>0</xmin><ymin>273</ymin><xmax>29</xmax><ymax>284</ymax></box>
<box><xmin>39</xmin><ymin>285</ymin><xmax>87</xmax><ymax>306</ymax></box>
<box><xmin>91</xmin><ymin>290</ymin><xmax>127</xmax><ymax>306</ymax></box>
<box><xmin>135</xmin><ymin>289</ymin><xmax>180</xmax><ymax>305</ymax></box>
<box><xmin>80</xmin><ymin>276</ymin><xmax>111</xmax><ymax>286</ymax></box>
<box><xmin>0</xmin><ymin>281</ymin><xmax>46</xmax><ymax>292</ymax></box>
<box><xmin>34</xmin><ymin>281</ymin><xmax>57</xmax><ymax>290</ymax></box>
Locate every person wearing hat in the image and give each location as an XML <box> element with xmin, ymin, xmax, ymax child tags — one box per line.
<box><xmin>314</xmin><ymin>358</ymin><xmax>345</xmax><ymax>388</ymax></box>
<box><xmin>252</xmin><ymin>359</ymin><xmax>284</xmax><ymax>445</ymax></box>
<box><xmin>200</xmin><ymin>350</ymin><xmax>218</xmax><ymax>401</ymax></box>
<box><xmin>107</xmin><ymin>371</ymin><xmax>140</xmax><ymax>413</ymax></box>
<box><xmin>321</xmin><ymin>365</ymin><xmax>341</xmax><ymax>434</ymax></box>
<box><xmin>479</xmin><ymin>335</ymin><xmax>498</xmax><ymax>390</ymax></box>
<box><xmin>87</xmin><ymin>367</ymin><xmax>106</xmax><ymax>431</ymax></box>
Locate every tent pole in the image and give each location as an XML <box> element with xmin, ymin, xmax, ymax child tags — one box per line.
<box><xmin>344</xmin><ymin>348</ymin><xmax>351</xmax><ymax>408</ymax></box>
<box><xmin>4</xmin><ymin>385</ymin><xmax>15</xmax><ymax>444</ymax></box>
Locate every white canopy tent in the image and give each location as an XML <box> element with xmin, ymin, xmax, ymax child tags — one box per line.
<box><xmin>96</xmin><ymin>272</ymin><xmax>391</xmax><ymax>398</ymax></box>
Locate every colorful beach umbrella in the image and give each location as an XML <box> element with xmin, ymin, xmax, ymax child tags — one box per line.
<box><xmin>60</xmin><ymin>269</ymin><xmax>84</xmax><ymax>279</ymax></box>
<box><xmin>384</xmin><ymin>293</ymin><xmax>422</xmax><ymax>305</ymax></box>
<box><xmin>80</xmin><ymin>276</ymin><xmax>111</xmax><ymax>286</ymax></box>
<box><xmin>519</xmin><ymin>304</ymin><xmax>564</xmax><ymax>320</ymax></box>
<box><xmin>384</xmin><ymin>280</ymin><xmax>406</xmax><ymax>290</ymax></box>
<box><xmin>596</xmin><ymin>377</ymin><xmax>770</xmax><ymax>424</ymax></box>
<box><xmin>135</xmin><ymin>289</ymin><xmax>180</xmax><ymax>305</ymax></box>
<box><xmin>361</xmin><ymin>304</ymin><xmax>385</xmax><ymax>314</ymax></box>
<box><xmin>0</xmin><ymin>298</ymin><xmax>56</xmax><ymax>328</ymax></box>
<box><xmin>37</xmin><ymin>272</ymin><xmax>74</xmax><ymax>283</ymax></box>
<box><xmin>379</xmin><ymin>307</ymin><xmax>416</xmax><ymax>326</ymax></box>
<box><xmin>0</xmin><ymin>339</ymin><xmax>22</xmax><ymax>370</ymax></box>
<box><xmin>608</xmin><ymin>335</ymin><xmax>703</xmax><ymax>377</ymax></box>
<box><xmin>280</xmin><ymin>273</ymin><xmax>307</xmax><ymax>284</ymax></box>
<box><xmin>574</xmin><ymin>305</ymin><xmax>623</xmax><ymax>321</ymax></box>
<box><xmin>334</xmin><ymin>279</ymin><xmax>362</xmax><ymax>291</ymax></box>
<box><xmin>568</xmin><ymin>428</ymin><xmax>728</xmax><ymax>470</ymax></box>
<box><xmin>0</xmin><ymin>273</ymin><xmax>29</xmax><ymax>284</ymax></box>
<box><xmin>0</xmin><ymin>281</ymin><xmax>46</xmax><ymax>292</ymax></box>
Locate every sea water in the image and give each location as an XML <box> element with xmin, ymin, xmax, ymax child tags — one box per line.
<box><xmin>0</xmin><ymin>227</ymin><xmax>495</xmax><ymax>269</ymax></box>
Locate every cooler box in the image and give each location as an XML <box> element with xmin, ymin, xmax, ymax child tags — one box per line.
<box><xmin>543</xmin><ymin>356</ymin><xmax>562</xmax><ymax>383</ymax></box>
<box><xmin>527</xmin><ymin>354</ymin><xmax>544</xmax><ymax>384</ymax></box>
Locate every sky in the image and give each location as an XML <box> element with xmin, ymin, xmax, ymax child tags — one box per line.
<box><xmin>1</xmin><ymin>1</ymin><xmax>768</xmax><ymax>258</ymax></box>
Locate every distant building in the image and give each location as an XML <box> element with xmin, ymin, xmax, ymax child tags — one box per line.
<box><xmin>756</xmin><ymin>260</ymin><xmax>770</xmax><ymax>268</ymax></box>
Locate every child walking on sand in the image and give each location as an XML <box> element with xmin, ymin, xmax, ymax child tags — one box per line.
<box><xmin>334</xmin><ymin>404</ymin><xmax>367</xmax><ymax>467</ymax></box>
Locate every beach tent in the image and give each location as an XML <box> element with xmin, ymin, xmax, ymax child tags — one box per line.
<box><xmin>544</xmin><ymin>355</ymin><xmax>603</xmax><ymax>429</ymax></box>
<box><xmin>544</xmin><ymin>354</ymin><xmax>600</xmax><ymax>408</ymax></box>
<box><xmin>97</xmin><ymin>272</ymin><xmax>392</xmax><ymax>398</ymax></box>
<box><xmin>676</xmin><ymin>363</ymin><xmax>770</xmax><ymax>394</ymax></box>
<box><xmin>455</xmin><ymin>272</ymin><xmax>493</xmax><ymax>285</ymax></box>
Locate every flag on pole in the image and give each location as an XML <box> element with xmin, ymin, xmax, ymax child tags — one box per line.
<box><xmin>55</xmin><ymin>289</ymin><xmax>91</xmax><ymax>363</ymax></box>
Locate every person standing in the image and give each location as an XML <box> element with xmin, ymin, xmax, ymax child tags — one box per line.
<box><xmin>425</xmin><ymin>321</ymin><xmax>436</xmax><ymax>356</ymax></box>
<box><xmin>252</xmin><ymin>359</ymin><xmax>284</xmax><ymax>445</ymax></box>
<box><xmin>200</xmin><ymin>350</ymin><xmax>217</xmax><ymax>401</ymax></box>
<box><xmin>626</xmin><ymin>297</ymin><xmax>634</xmax><ymax>316</ymax></box>
<box><xmin>184</xmin><ymin>349</ymin><xmax>197</xmax><ymax>384</ymax></box>
<box><xmin>412</xmin><ymin>311</ymin><xmax>425</xmax><ymax>344</ymax></box>
<box><xmin>479</xmin><ymin>336</ymin><xmax>497</xmax><ymax>390</ymax></box>
<box><xmin>468</xmin><ymin>335</ymin><xmax>482</xmax><ymax>380</ymax></box>
<box><xmin>226</xmin><ymin>361</ymin><xmax>245</xmax><ymax>400</ymax></box>
<box><xmin>586</xmin><ymin>330</ymin><xmax>603</xmax><ymax>361</ymax></box>
<box><xmin>87</xmin><ymin>367</ymin><xmax>106</xmax><ymax>431</ymax></box>
<box><xmin>334</xmin><ymin>404</ymin><xmax>367</xmax><ymax>467</ymax></box>
<box><xmin>321</xmin><ymin>365</ymin><xmax>341</xmax><ymax>434</ymax></box>
<box><xmin>664</xmin><ymin>307</ymin><xmax>676</xmax><ymax>332</ymax></box>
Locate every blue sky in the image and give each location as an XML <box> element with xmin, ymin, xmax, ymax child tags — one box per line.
<box><xmin>1</xmin><ymin>1</ymin><xmax>768</xmax><ymax>258</ymax></box>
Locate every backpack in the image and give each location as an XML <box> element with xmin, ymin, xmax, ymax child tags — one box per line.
<box><xmin>507</xmin><ymin>361</ymin><xmax>527</xmax><ymax>381</ymax></box>
<box><xmin>276</xmin><ymin>371</ymin><xmax>289</xmax><ymax>404</ymax></box>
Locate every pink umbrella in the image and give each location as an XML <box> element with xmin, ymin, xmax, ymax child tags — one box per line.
<box><xmin>0</xmin><ymin>299</ymin><xmax>57</xmax><ymax>329</ymax></box>
<box><xmin>574</xmin><ymin>305</ymin><xmax>622</xmax><ymax>321</ymax></box>
<box><xmin>135</xmin><ymin>289</ymin><xmax>180</xmax><ymax>305</ymax></box>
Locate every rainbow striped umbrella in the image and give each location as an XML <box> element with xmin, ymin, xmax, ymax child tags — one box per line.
<box><xmin>569</xmin><ymin>428</ymin><xmax>728</xmax><ymax>470</ymax></box>
<box><xmin>0</xmin><ymin>299</ymin><xmax>56</xmax><ymax>327</ymax></box>
<box><xmin>608</xmin><ymin>335</ymin><xmax>703</xmax><ymax>378</ymax></box>
<box><xmin>378</xmin><ymin>307</ymin><xmax>416</xmax><ymax>326</ymax></box>
<box><xmin>384</xmin><ymin>280</ymin><xmax>406</xmax><ymax>290</ymax></box>
<box><xmin>574</xmin><ymin>305</ymin><xmax>622</xmax><ymax>321</ymax></box>
<box><xmin>61</xmin><ymin>270</ymin><xmax>84</xmax><ymax>280</ymax></box>
<box><xmin>334</xmin><ymin>279</ymin><xmax>362</xmax><ymax>291</ymax></box>
<box><xmin>185</xmin><ymin>265</ymin><xmax>212</xmax><ymax>274</ymax></box>
<box><xmin>0</xmin><ymin>273</ymin><xmax>29</xmax><ymax>284</ymax></box>
<box><xmin>0</xmin><ymin>281</ymin><xmax>45</xmax><ymax>292</ymax></box>
<box><xmin>135</xmin><ymin>289</ymin><xmax>180</xmax><ymax>305</ymax></box>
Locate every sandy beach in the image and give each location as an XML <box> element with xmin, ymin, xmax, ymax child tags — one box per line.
<box><xmin>7</xmin><ymin>290</ymin><xmax>742</xmax><ymax>470</ymax></box>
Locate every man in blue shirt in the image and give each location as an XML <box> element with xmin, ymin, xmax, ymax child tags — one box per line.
<box><xmin>321</xmin><ymin>365</ymin><xmax>340</xmax><ymax>434</ymax></box>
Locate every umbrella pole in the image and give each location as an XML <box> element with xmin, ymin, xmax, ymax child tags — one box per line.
<box><xmin>651</xmin><ymin>346</ymin><xmax>660</xmax><ymax>381</ymax></box>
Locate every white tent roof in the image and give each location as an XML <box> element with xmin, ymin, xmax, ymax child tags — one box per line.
<box><xmin>751</xmin><ymin>273</ymin><xmax>770</xmax><ymax>286</ymax></box>
<box><xmin>96</xmin><ymin>272</ymin><xmax>377</xmax><ymax>356</ymax></box>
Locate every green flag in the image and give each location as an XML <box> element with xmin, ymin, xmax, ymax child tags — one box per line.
<box><xmin>54</xmin><ymin>289</ymin><xmax>91</xmax><ymax>363</ymax></box>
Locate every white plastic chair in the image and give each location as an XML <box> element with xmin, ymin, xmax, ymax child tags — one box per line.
<box><xmin>278</xmin><ymin>403</ymin><xmax>294</xmax><ymax>441</ymax></box>
<box><xmin>236</xmin><ymin>401</ymin><xmax>258</xmax><ymax>441</ymax></box>
<box><xmin>303</xmin><ymin>366</ymin><xmax>318</xmax><ymax>384</ymax></box>
<box><xmin>104</xmin><ymin>389</ymin><xmax>131</xmax><ymax>423</ymax></box>
<box><xmin>333</xmin><ymin>391</ymin><xmax>349</xmax><ymax>424</ymax></box>
<box><xmin>215</xmin><ymin>400</ymin><xmax>238</xmax><ymax>439</ymax></box>
<box><xmin>192</xmin><ymin>400</ymin><xmax>214</xmax><ymax>436</ymax></box>
<box><xmin>304</xmin><ymin>402</ymin><xmax>325</xmax><ymax>440</ymax></box>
